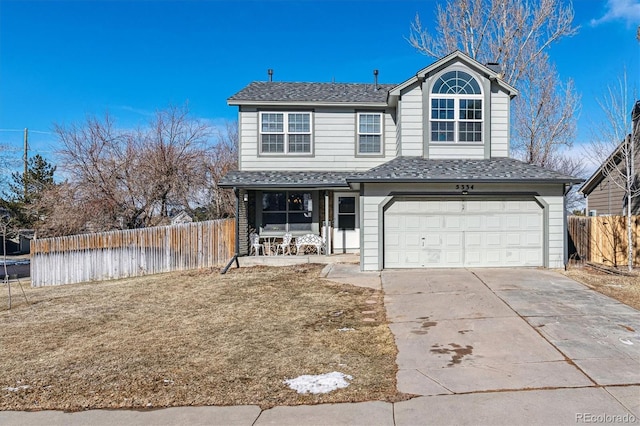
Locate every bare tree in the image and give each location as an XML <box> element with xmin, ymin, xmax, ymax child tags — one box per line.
<box><xmin>408</xmin><ymin>0</ymin><xmax>577</xmax><ymax>86</ymax></box>
<box><xmin>202</xmin><ymin>121</ymin><xmax>238</xmax><ymax>219</ymax></box>
<box><xmin>408</xmin><ymin>0</ymin><xmax>580</xmax><ymax>170</ymax></box>
<box><xmin>49</xmin><ymin>104</ymin><xmax>213</xmax><ymax>235</ymax></box>
<box><xmin>586</xmin><ymin>70</ymin><xmax>639</xmax><ymax>271</ymax></box>
<box><xmin>31</xmin><ymin>182</ymin><xmax>88</xmax><ymax>237</ymax></box>
<box><xmin>142</xmin><ymin>105</ymin><xmax>211</xmax><ymax>220</ymax></box>
<box><xmin>512</xmin><ymin>53</ymin><xmax>581</xmax><ymax>168</ymax></box>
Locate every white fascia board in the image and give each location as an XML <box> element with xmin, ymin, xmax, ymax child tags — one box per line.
<box><xmin>227</xmin><ymin>100</ymin><xmax>389</xmax><ymax>108</ymax></box>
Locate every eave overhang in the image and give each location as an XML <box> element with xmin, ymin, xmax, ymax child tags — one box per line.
<box><xmin>388</xmin><ymin>50</ymin><xmax>518</xmax><ymax>104</ymax></box>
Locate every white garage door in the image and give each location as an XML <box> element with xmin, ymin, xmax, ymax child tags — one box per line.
<box><xmin>384</xmin><ymin>199</ymin><xmax>543</xmax><ymax>268</ymax></box>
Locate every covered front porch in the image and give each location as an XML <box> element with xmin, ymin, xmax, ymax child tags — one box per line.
<box><xmin>220</xmin><ymin>170</ymin><xmax>362</xmax><ymax>258</ymax></box>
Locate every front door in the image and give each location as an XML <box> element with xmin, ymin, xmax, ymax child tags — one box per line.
<box><xmin>333</xmin><ymin>192</ymin><xmax>360</xmax><ymax>253</ymax></box>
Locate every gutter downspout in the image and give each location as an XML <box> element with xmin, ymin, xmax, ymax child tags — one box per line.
<box><xmin>221</xmin><ymin>187</ymin><xmax>240</xmax><ymax>274</ymax></box>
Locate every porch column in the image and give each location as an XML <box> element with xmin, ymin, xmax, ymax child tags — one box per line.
<box><xmin>324</xmin><ymin>190</ymin><xmax>330</xmax><ymax>256</ymax></box>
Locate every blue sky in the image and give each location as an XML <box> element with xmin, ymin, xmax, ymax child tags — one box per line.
<box><xmin>0</xmin><ymin>0</ymin><xmax>638</xmax><ymax>175</ymax></box>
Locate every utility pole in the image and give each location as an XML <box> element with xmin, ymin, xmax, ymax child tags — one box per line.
<box><xmin>23</xmin><ymin>128</ymin><xmax>28</xmax><ymax>202</ymax></box>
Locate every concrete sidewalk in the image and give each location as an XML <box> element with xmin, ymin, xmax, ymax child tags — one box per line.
<box><xmin>2</xmin><ymin>266</ymin><xmax>639</xmax><ymax>425</ymax></box>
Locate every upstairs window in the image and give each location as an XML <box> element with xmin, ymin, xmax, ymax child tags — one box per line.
<box><xmin>260</xmin><ymin>112</ymin><xmax>312</xmax><ymax>154</ymax></box>
<box><xmin>357</xmin><ymin>112</ymin><xmax>383</xmax><ymax>154</ymax></box>
<box><xmin>430</xmin><ymin>70</ymin><xmax>483</xmax><ymax>143</ymax></box>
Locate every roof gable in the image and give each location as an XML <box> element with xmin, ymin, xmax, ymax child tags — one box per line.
<box><xmin>388</xmin><ymin>50</ymin><xmax>518</xmax><ymax>99</ymax></box>
<box><xmin>579</xmin><ymin>136</ymin><xmax>639</xmax><ymax>195</ymax></box>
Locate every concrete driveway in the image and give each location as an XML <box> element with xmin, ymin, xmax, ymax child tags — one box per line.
<box><xmin>384</xmin><ymin>268</ymin><xmax>640</xmax><ymax>424</ymax></box>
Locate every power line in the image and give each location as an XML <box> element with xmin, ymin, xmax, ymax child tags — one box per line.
<box><xmin>0</xmin><ymin>129</ymin><xmax>53</xmax><ymax>135</ymax></box>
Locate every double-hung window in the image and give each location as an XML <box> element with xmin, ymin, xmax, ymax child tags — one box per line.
<box><xmin>430</xmin><ymin>70</ymin><xmax>483</xmax><ymax>143</ymax></box>
<box><xmin>260</xmin><ymin>112</ymin><xmax>312</xmax><ymax>154</ymax></box>
<box><xmin>357</xmin><ymin>112</ymin><xmax>383</xmax><ymax>154</ymax></box>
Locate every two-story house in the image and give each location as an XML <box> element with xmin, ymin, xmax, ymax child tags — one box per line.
<box><xmin>221</xmin><ymin>51</ymin><xmax>581</xmax><ymax>271</ymax></box>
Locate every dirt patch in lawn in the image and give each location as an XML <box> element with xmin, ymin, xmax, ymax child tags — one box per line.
<box><xmin>0</xmin><ymin>264</ymin><xmax>404</xmax><ymax>411</ymax></box>
<box><xmin>563</xmin><ymin>265</ymin><xmax>640</xmax><ymax>311</ymax></box>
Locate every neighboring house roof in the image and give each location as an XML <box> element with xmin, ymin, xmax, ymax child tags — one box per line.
<box><xmin>228</xmin><ymin>82</ymin><xmax>395</xmax><ymax>107</ymax></box>
<box><xmin>220</xmin><ymin>157</ymin><xmax>582</xmax><ymax>189</ymax></box>
<box><xmin>170</xmin><ymin>211</ymin><xmax>193</xmax><ymax>225</ymax></box>
<box><xmin>581</xmin><ymin>100</ymin><xmax>640</xmax><ymax>196</ymax></box>
<box><xmin>347</xmin><ymin>157</ymin><xmax>583</xmax><ymax>184</ymax></box>
<box><xmin>579</xmin><ymin>137</ymin><xmax>637</xmax><ymax>196</ymax></box>
<box><xmin>219</xmin><ymin>170</ymin><xmax>353</xmax><ymax>188</ymax></box>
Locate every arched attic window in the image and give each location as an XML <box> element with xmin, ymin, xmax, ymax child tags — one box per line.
<box><xmin>430</xmin><ymin>70</ymin><xmax>483</xmax><ymax>143</ymax></box>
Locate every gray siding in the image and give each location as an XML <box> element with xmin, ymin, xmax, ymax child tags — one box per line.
<box><xmin>543</xmin><ymin>195</ymin><xmax>566</xmax><ymax>268</ymax></box>
<box><xmin>398</xmin><ymin>84</ymin><xmax>423</xmax><ymax>156</ymax></box>
<box><xmin>429</xmin><ymin>144</ymin><xmax>485</xmax><ymax>159</ymax></box>
<box><xmin>490</xmin><ymin>90</ymin><xmax>510</xmax><ymax>157</ymax></box>
<box><xmin>238</xmin><ymin>108</ymin><xmax>397</xmax><ymax>171</ymax></box>
<box><xmin>586</xmin><ymin>175</ymin><xmax>630</xmax><ymax>216</ymax></box>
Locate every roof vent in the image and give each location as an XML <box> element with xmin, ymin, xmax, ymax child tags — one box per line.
<box><xmin>373</xmin><ymin>69</ymin><xmax>379</xmax><ymax>90</ymax></box>
<box><xmin>268</xmin><ymin>69</ymin><xmax>273</xmax><ymax>82</ymax></box>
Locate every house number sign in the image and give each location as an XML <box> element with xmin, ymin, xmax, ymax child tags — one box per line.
<box><xmin>456</xmin><ymin>184</ymin><xmax>474</xmax><ymax>190</ymax></box>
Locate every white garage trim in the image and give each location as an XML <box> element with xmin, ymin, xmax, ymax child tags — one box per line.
<box><xmin>383</xmin><ymin>197</ymin><xmax>546</xmax><ymax>268</ymax></box>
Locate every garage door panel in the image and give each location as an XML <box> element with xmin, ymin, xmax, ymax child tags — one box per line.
<box><xmin>445</xmin><ymin>201</ymin><xmax>464</xmax><ymax>213</ymax></box>
<box><xmin>403</xmin><ymin>251</ymin><xmax>422</xmax><ymax>266</ymax></box>
<box><xmin>424</xmin><ymin>216</ymin><xmax>441</xmax><ymax>228</ymax></box>
<box><xmin>405</xmin><ymin>215</ymin><xmax>422</xmax><ymax>230</ymax></box>
<box><xmin>385</xmin><ymin>199</ymin><xmax>543</xmax><ymax>268</ymax></box>
<box><xmin>466</xmin><ymin>233</ymin><xmax>481</xmax><ymax>247</ymax></box>
<box><xmin>405</xmin><ymin>233</ymin><xmax>421</xmax><ymax>249</ymax></box>
<box><xmin>466</xmin><ymin>215</ymin><xmax>482</xmax><ymax>229</ymax></box>
<box><xmin>444</xmin><ymin>215</ymin><xmax>463</xmax><ymax>230</ymax></box>
<box><xmin>424</xmin><ymin>234</ymin><xmax>441</xmax><ymax>246</ymax></box>
<box><xmin>505</xmin><ymin>233</ymin><xmax>521</xmax><ymax>246</ymax></box>
<box><xmin>506</xmin><ymin>215</ymin><xmax>522</xmax><ymax>229</ymax></box>
<box><xmin>485</xmin><ymin>216</ymin><xmax>502</xmax><ymax>229</ymax></box>
<box><xmin>424</xmin><ymin>249</ymin><xmax>443</xmax><ymax>264</ymax></box>
<box><xmin>525</xmin><ymin>233</ymin><xmax>542</xmax><ymax>246</ymax></box>
<box><xmin>444</xmin><ymin>250</ymin><xmax>463</xmax><ymax>265</ymax></box>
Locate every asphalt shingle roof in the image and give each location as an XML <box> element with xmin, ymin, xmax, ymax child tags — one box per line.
<box><xmin>228</xmin><ymin>82</ymin><xmax>395</xmax><ymax>104</ymax></box>
<box><xmin>348</xmin><ymin>157</ymin><xmax>583</xmax><ymax>183</ymax></box>
<box><xmin>219</xmin><ymin>170</ymin><xmax>352</xmax><ymax>188</ymax></box>
<box><xmin>220</xmin><ymin>157</ymin><xmax>583</xmax><ymax>188</ymax></box>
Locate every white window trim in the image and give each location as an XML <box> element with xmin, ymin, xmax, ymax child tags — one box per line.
<box><xmin>429</xmin><ymin>95</ymin><xmax>483</xmax><ymax>144</ymax></box>
<box><xmin>259</xmin><ymin>111</ymin><xmax>313</xmax><ymax>155</ymax></box>
<box><xmin>357</xmin><ymin>112</ymin><xmax>384</xmax><ymax>155</ymax></box>
<box><xmin>429</xmin><ymin>69</ymin><xmax>484</xmax><ymax>144</ymax></box>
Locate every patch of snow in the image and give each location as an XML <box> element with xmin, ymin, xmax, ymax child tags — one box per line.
<box><xmin>284</xmin><ymin>372</ymin><xmax>353</xmax><ymax>394</ymax></box>
<box><xmin>5</xmin><ymin>385</ymin><xmax>30</xmax><ymax>392</ymax></box>
<box><xmin>338</xmin><ymin>327</ymin><xmax>355</xmax><ymax>332</ymax></box>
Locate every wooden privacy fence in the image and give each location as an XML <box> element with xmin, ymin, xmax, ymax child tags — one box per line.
<box><xmin>567</xmin><ymin>215</ymin><xmax>640</xmax><ymax>267</ymax></box>
<box><xmin>30</xmin><ymin>219</ymin><xmax>236</xmax><ymax>287</ymax></box>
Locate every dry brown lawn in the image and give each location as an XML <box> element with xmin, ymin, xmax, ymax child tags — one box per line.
<box><xmin>563</xmin><ymin>265</ymin><xmax>640</xmax><ymax>311</ymax></box>
<box><xmin>0</xmin><ymin>264</ymin><xmax>403</xmax><ymax>411</ymax></box>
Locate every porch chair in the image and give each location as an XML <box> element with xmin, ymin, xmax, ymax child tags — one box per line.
<box><xmin>276</xmin><ymin>232</ymin><xmax>293</xmax><ymax>255</ymax></box>
<box><xmin>249</xmin><ymin>232</ymin><xmax>264</xmax><ymax>256</ymax></box>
